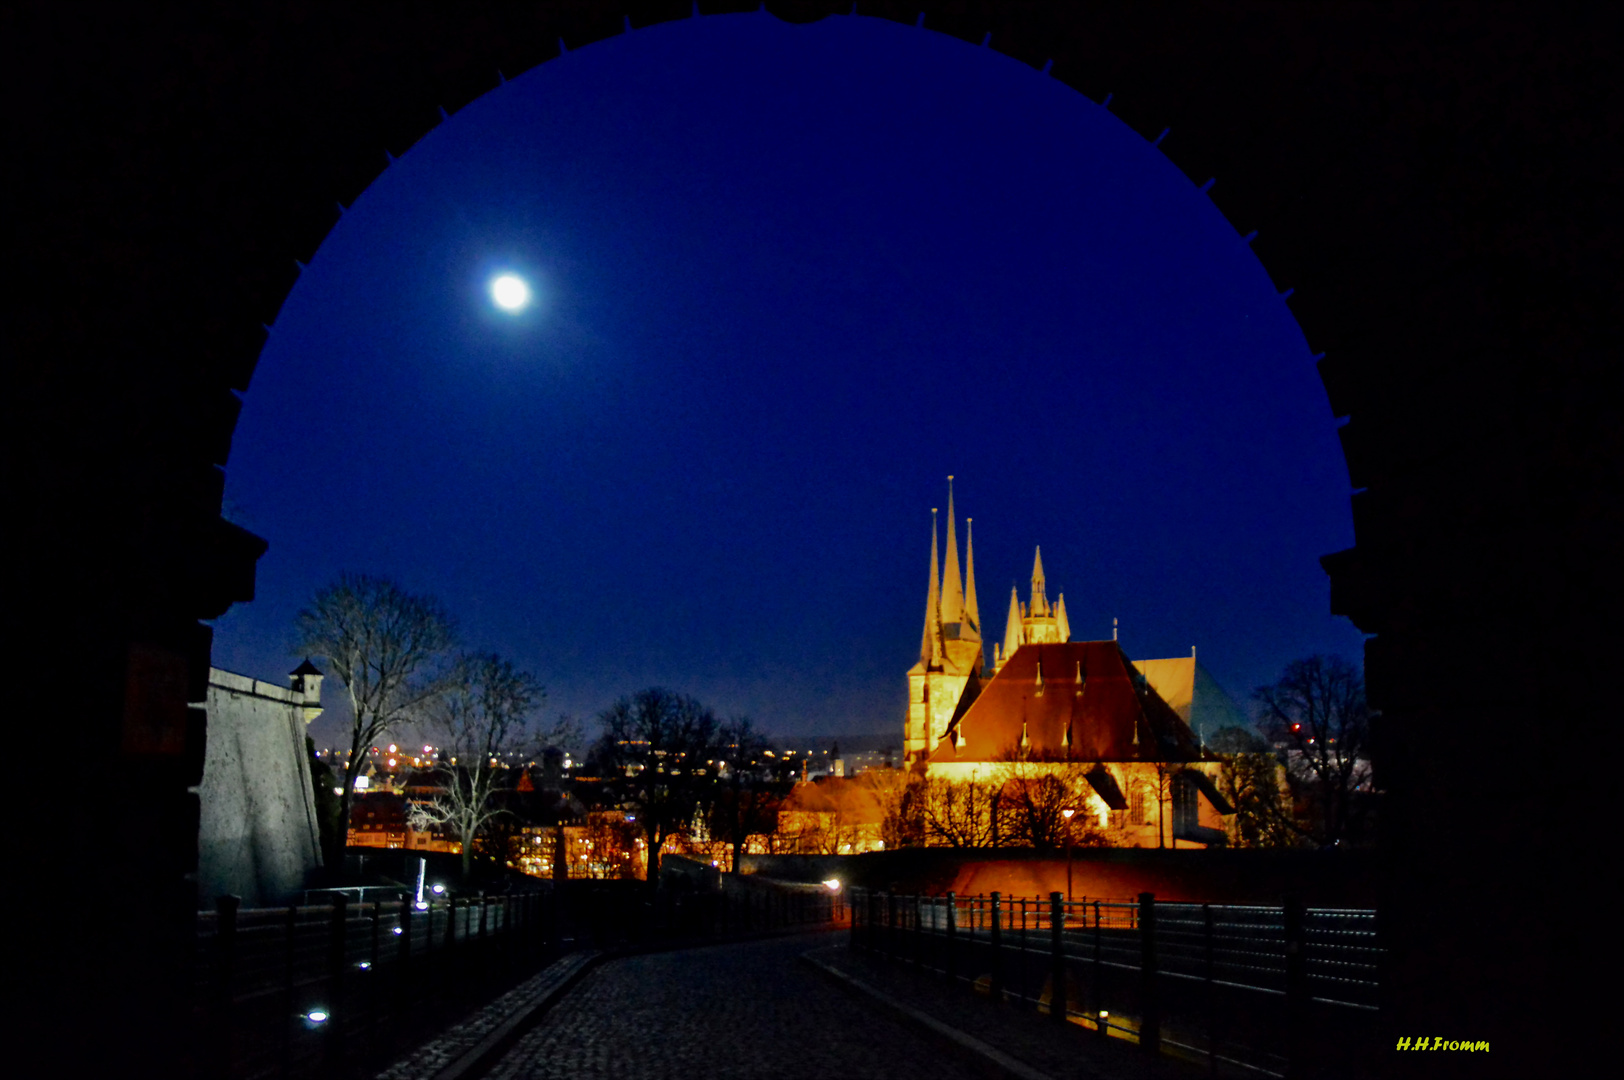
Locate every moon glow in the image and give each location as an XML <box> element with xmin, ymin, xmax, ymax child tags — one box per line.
<box><xmin>490</xmin><ymin>274</ymin><xmax>531</xmax><ymax>311</ymax></box>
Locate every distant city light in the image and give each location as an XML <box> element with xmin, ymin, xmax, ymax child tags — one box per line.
<box><xmin>356</xmin><ymin>961</ymin><xmax>371</xmax><ymax>971</ymax></box>
<box><xmin>303</xmin><ymin>1009</ymin><xmax>329</xmax><ymax>1027</ymax></box>
<box><xmin>391</xmin><ymin>927</ymin><xmax>403</xmax><ymax>936</ymax></box>
<box><xmin>431</xmin><ymin>884</ymin><xmax>446</xmax><ymax>895</ymax></box>
<box><xmin>824</xmin><ymin>879</ymin><xmax>842</xmax><ymax>892</ymax></box>
<box><xmin>491</xmin><ymin>274</ymin><xmax>531</xmax><ymax>311</ymax></box>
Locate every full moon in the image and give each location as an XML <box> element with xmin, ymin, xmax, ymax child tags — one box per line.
<box><xmin>490</xmin><ymin>274</ymin><xmax>530</xmax><ymax>311</ymax></box>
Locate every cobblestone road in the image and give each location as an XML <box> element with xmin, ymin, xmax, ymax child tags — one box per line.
<box><xmin>485</xmin><ymin>930</ymin><xmax>1004</xmax><ymax>1080</ymax></box>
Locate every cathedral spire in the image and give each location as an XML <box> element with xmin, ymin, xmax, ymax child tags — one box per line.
<box><xmin>919</xmin><ymin>508</ymin><xmax>942</xmax><ymax>666</ymax></box>
<box><xmin>963</xmin><ymin>517</ymin><xmax>981</xmax><ymax>638</ymax></box>
<box><xmin>1003</xmin><ymin>584</ymin><xmax>1023</xmax><ymax>660</ymax></box>
<box><xmin>1029</xmin><ymin>546</ymin><xmax>1049</xmax><ymax>617</ymax></box>
<box><xmin>1055</xmin><ymin>592</ymin><xmax>1070</xmax><ymax>642</ymax></box>
<box><xmin>941</xmin><ymin>477</ymin><xmax>965</xmax><ymax>629</ymax></box>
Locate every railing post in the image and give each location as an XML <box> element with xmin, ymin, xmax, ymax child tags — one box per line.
<box><xmin>444</xmin><ymin>896</ymin><xmax>457</xmax><ymax>987</ymax></box>
<box><xmin>945</xmin><ymin>892</ymin><xmax>957</xmax><ymax>985</ymax></box>
<box><xmin>397</xmin><ymin>896</ymin><xmax>413</xmax><ymax>1019</ymax></box>
<box><xmin>1093</xmin><ymin>900</ymin><xmax>1107</xmax><ymax>1039</ymax></box>
<box><xmin>425</xmin><ymin>897</ymin><xmax>436</xmax><ymax>967</ymax></box>
<box><xmin>912</xmin><ymin>894</ymin><xmax>923</xmax><ymax>967</ymax></box>
<box><xmin>327</xmin><ymin>894</ymin><xmax>349</xmax><ymax>1062</ymax></box>
<box><xmin>211</xmin><ymin>894</ymin><xmax>240</xmax><ymax>1080</ymax></box>
<box><xmin>1283</xmin><ymin>896</ymin><xmax>1307</xmax><ymax>1079</ymax></box>
<box><xmin>478</xmin><ymin>890</ymin><xmax>489</xmax><ymax>979</ymax></box>
<box><xmin>887</xmin><ymin>890</ymin><xmax>898</xmax><ymax>960</ymax></box>
<box><xmin>503</xmin><ymin>895</ymin><xmax>514</xmax><ymax>973</ymax></box>
<box><xmin>1138</xmin><ymin>892</ymin><xmax>1159</xmax><ymax>1055</ymax></box>
<box><xmin>280</xmin><ymin>904</ymin><xmax>297</xmax><ymax>1079</ymax></box>
<box><xmin>1204</xmin><ymin>903</ymin><xmax>1217</xmax><ymax>1072</ymax></box>
<box><xmin>368</xmin><ymin>899</ymin><xmax>381</xmax><ymax>1028</ymax></box>
<box><xmin>989</xmin><ymin>891</ymin><xmax>1003</xmax><ymax>1001</ymax></box>
<box><xmin>1049</xmin><ymin>892</ymin><xmax>1066</xmax><ymax>1024</ymax></box>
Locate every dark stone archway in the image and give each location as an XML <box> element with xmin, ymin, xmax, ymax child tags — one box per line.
<box><xmin>13</xmin><ymin>3</ymin><xmax>1614</xmax><ymax>1075</ymax></box>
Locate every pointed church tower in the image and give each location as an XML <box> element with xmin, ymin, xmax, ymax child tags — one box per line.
<box><xmin>964</xmin><ymin>517</ymin><xmax>981</xmax><ymax>640</ymax></box>
<box><xmin>1001</xmin><ymin>585</ymin><xmax>1023</xmax><ymax>669</ymax></box>
<box><xmin>917</xmin><ymin>508</ymin><xmax>942</xmax><ymax>668</ymax></box>
<box><xmin>941</xmin><ymin>478</ymin><xmax>965</xmax><ymax>633</ymax></box>
<box><xmin>906</xmin><ymin>482</ymin><xmax>989</xmax><ymax>765</ymax></box>
<box><xmin>1030</xmin><ymin>547</ymin><xmax>1050</xmax><ymax>617</ymax></box>
<box><xmin>996</xmin><ymin>546</ymin><xmax>1067</xmax><ymax>660</ymax></box>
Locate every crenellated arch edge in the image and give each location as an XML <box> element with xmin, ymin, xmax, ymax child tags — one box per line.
<box><xmin>11</xmin><ymin>3</ymin><xmax>1612</xmax><ymax>1075</ymax></box>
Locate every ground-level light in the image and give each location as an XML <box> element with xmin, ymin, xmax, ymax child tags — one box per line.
<box><xmin>824</xmin><ymin>878</ymin><xmax>841</xmax><ymax>892</ymax></box>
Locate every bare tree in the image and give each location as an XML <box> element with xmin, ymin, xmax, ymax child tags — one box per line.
<box><xmin>295</xmin><ymin>573</ymin><xmax>456</xmax><ymax>861</ymax></box>
<box><xmin>576</xmin><ymin>812</ymin><xmax>643</xmax><ymax>880</ymax></box>
<box><xmin>994</xmin><ymin>755</ymin><xmax>1086</xmax><ymax>852</ymax></box>
<box><xmin>919</xmin><ymin>775</ymin><xmax>1000</xmax><ymax>848</ymax></box>
<box><xmin>862</xmin><ymin>768</ymin><xmax>924</xmax><ymax>850</ymax></box>
<box><xmin>710</xmin><ymin>717</ymin><xmax>778</xmax><ymax>872</ymax></box>
<box><xmin>406</xmin><ymin>653</ymin><xmax>548</xmax><ymax>879</ymax></box>
<box><xmin>1209</xmin><ymin>726</ymin><xmax>1302</xmax><ymax>848</ymax></box>
<box><xmin>1253</xmin><ymin>655</ymin><xmax>1374</xmax><ymax>847</ymax></box>
<box><xmin>591</xmin><ymin>688</ymin><xmax>721</xmax><ymax>889</ymax></box>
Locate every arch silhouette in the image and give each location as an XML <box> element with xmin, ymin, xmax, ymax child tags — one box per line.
<box><xmin>13</xmin><ymin>4</ymin><xmax>1611</xmax><ymax>1075</ymax></box>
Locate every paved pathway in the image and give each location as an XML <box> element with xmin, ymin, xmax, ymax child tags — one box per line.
<box><xmin>808</xmin><ymin>943</ymin><xmax>1198</xmax><ymax>1080</ymax></box>
<box><xmin>484</xmin><ymin>930</ymin><xmax>1003</xmax><ymax>1080</ymax></box>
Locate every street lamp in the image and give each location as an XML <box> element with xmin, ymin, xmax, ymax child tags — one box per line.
<box><xmin>1062</xmin><ymin>808</ymin><xmax>1076</xmax><ymax>902</ymax></box>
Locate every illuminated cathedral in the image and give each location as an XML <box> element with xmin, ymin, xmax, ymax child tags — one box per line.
<box><xmin>904</xmin><ymin>480</ymin><xmax>1246</xmax><ymax>846</ymax></box>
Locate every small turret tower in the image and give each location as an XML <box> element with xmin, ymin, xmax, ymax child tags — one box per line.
<box><xmin>289</xmin><ymin>658</ymin><xmax>324</xmax><ymax>725</ymax></box>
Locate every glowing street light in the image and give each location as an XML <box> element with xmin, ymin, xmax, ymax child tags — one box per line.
<box><xmin>1062</xmin><ymin>808</ymin><xmax>1077</xmax><ymax>902</ymax></box>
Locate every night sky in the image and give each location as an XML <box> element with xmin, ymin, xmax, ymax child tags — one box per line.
<box><xmin>209</xmin><ymin>11</ymin><xmax>1363</xmax><ymax>747</ymax></box>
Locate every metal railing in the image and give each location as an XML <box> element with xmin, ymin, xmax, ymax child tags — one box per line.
<box><xmin>195</xmin><ymin>875</ymin><xmax>844</xmax><ymax>1079</ymax></box>
<box><xmin>851</xmin><ymin>889</ymin><xmax>1382</xmax><ymax>1078</ymax></box>
<box><xmin>195</xmin><ymin>889</ymin><xmax>556</xmax><ymax>1080</ymax></box>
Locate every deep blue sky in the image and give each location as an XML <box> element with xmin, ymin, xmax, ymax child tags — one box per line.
<box><xmin>210</xmin><ymin>11</ymin><xmax>1363</xmax><ymax>746</ymax></box>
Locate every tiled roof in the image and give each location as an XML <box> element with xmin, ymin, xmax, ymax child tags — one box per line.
<box><xmin>780</xmin><ymin>778</ymin><xmax>884</xmax><ymax>822</ymax></box>
<box><xmin>928</xmin><ymin>640</ymin><xmax>1202</xmax><ymax>765</ymax></box>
